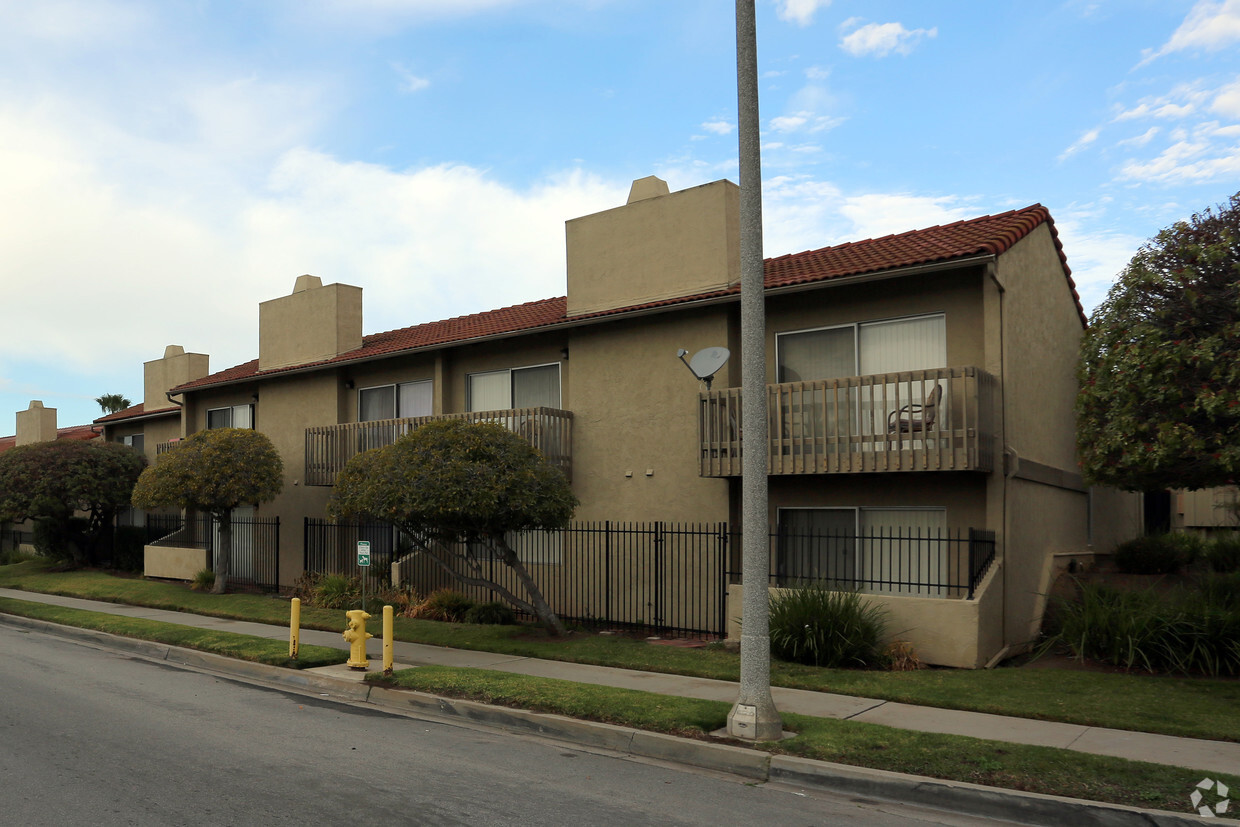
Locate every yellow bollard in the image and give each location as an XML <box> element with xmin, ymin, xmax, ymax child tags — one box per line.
<box><xmin>342</xmin><ymin>609</ymin><xmax>372</xmax><ymax>670</ymax></box>
<box><xmin>289</xmin><ymin>597</ymin><xmax>301</xmax><ymax>659</ymax></box>
<box><xmin>383</xmin><ymin>605</ymin><xmax>394</xmax><ymax>675</ymax></box>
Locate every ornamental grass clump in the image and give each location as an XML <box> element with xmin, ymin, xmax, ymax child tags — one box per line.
<box><xmin>1043</xmin><ymin>578</ymin><xmax>1240</xmax><ymax>676</ymax></box>
<box><xmin>768</xmin><ymin>584</ymin><xmax>887</xmax><ymax>668</ymax></box>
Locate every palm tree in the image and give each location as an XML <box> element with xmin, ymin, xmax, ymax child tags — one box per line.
<box><xmin>96</xmin><ymin>393</ymin><xmax>132</xmax><ymax>414</ymax></box>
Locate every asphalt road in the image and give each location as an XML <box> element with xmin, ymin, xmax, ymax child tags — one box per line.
<box><xmin>0</xmin><ymin>627</ymin><xmax>1008</xmax><ymax>826</ymax></box>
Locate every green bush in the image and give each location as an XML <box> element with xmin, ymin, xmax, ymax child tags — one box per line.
<box><xmin>314</xmin><ymin>574</ymin><xmax>362</xmax><ymax>610</ymax></box>
<box><xmin>33</xmin><ymin>516</ymin><xmax>79</xmax><ymax>563</ymax></box>
<box><xmin>464</xmin><ymin>601</ymin><xmax>516</xmax><ymax>625</ymax></box>
<box><xmin>415</xmin><ymin>589</ymin><xmax>475</xmax><ymax>622</ymax></box>
<box><xmin>111</xmin><ymin>526</ymin><xmax>147</xmax><ymax>573</ymax></box>
<box><xmin>190</xmin><ymin>568</ymin><xmax>215</xmax><ymax>592</ymax></box>
<box><xmin>1112</xmin><ymin>534</ymin><xmax>1201</xmax><ymax>575</ymax></box>
<box><xmin>1205</xmin><ymin>535</ymin><xmax>1240</xmax><ymax>574</ymax></box>
<box><xmin>1043</xmin><ymin>579</ymin><xmax>1240</xmax><ymax>676</ymax></box>
<box><xmin>768</xmin><ymin>584</ymin><xmax>887</xmax><ymax>668</ymax></box>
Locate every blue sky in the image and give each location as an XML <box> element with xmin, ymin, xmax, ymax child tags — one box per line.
<box><xmin>2</xmin><ymin>0</ymin><xmax>1239</xmax><ymax>436</ymax></box>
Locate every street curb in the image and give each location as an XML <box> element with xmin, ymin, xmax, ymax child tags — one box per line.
<box><xmin>768</xmin><ymin>755</ymin><xmax>1210</xmax><ymax>827</ymax></box>
<box><xmin>0</xmin><ymin>612</ymin><xmax>1214</xmax><ymax>826</ymax></box>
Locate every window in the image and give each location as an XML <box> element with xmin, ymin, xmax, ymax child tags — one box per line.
<box><xmin>776</xmin><ymin>314</ymin><xmax>946</xmax><ymax>382</ymax></box>
<box><xmin>358</xmin><ymin>380</ymin><xmax>433</xmax><ymax>422</ymax></box>
<box><xmin>467</xmin><ymin>364</ymin><xmax>560</xmax><ymax>412</ymax></box>
<box><xmin>207</xmin><ymin>404</ymin><xmax>253</xmax><ymax>429</ymax></box>
<box><xmin>776</xmin><ymin>314</ymin><xmax>946</xmax><ymax>440</ymax></box>
<box><xmin>119</xmin><ymin>434</ymin><xmax>145</xmax><ymax>454</ymax></box>
<box><xmin>777</xmin><ymin>507</ymin><xmax>947</xmax><ymax>597</ymax></box>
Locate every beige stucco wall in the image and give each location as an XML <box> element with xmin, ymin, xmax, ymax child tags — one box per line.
<box><xmin>15</xmin><ymin>401</ymin><xmax>57</xmax><ymax>445</ymax></box>
<box><xmin>107</xmin><ymin>413</ymin><xmax>182</xmax><ymax>465</ymax></box>
<box><xmin>259</xmin><ymin>279</ymin><xmax>363</xmax><ymax>371</ymax></box>
<box><xmin>726</xmin><ymin>561</ymin><xmax>1003</xmax><ymax>668</ymax></box>
<box><xmin>568</xmin><ymin>308</ymin><xmax>731</xmax><ymax>523</ymax></box>
<box><xmin>566</xmin><ymin>179</ymin><xmax>740</xmax><ymax>317</ymax></box>
<box><xmin>144</xmin><ymin>545</ymin><xmax>210</xmax><ymax>581</ymax></box>
<box><xmin>144</xmin><ymin>346</ymin><xmax>209</xmax><ymax>411</ymax></box>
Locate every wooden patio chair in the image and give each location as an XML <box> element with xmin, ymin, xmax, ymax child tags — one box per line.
<box><xmin>887</xmin><ymin>383</ymin><xmax>943</xmax><ymax>434</ymax></box>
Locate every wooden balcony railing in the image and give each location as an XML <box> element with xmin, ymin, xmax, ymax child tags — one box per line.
<box><xmin>305</xmin><ymin>407</ymin><xmax>573</xmax><ymax>486</ymax></box>
<box><xmin>156</xmin><ymin>439</ymin><xmax>182</xmax><ymax>455</ymax></box>
<box><xmin>699</xmin><ymin>366</ymin><xmax>996</xmax><ymax>476</ymax></box>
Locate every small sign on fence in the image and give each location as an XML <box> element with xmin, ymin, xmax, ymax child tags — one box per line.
<box><xmin>357</xmin><ymin>540</ymin><xmax>371</xmax><ymax>568</ymax></box>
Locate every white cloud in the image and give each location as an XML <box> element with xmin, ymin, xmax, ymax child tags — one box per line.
<box><xmin>391</xmin><ymin>62</ymin><xmax>431</xmax><ymax>93</ymax></box>
<box><xmin>1059</xmin><ymin>128</ymin><xmax>1100</xmax><ymax>160</ymax></box>
<box><xmin>775</xmin><ymin>0</ymin><xmax>831</xmax><ymax>27</ymax></box>
<box><xmin>0</xmin><ymin>0</ymin><xmax>149</xmax><ymax>46</ymax></box>
<box><xmin>701</xmin><ymin>119</ymin><xmax>734</xmax><ymax>136</ymax></box>
<box><xmin>760</xmin><ymin>177</ymin><xmax>978</xmax><ymax>257</ymax></box>
<box><xmin>1117</xmin><ymin>127</ymin><xmax>1160</xmax><ymax>148</ymax></box>
<box><xmin>1213</xmin><ymin>76</ymin><xmax>1240</xmax><ymax>118</ymax></box>
<box><xmin>1119</xmin><ymin>135</ymin><xmax>1240</xmax><ymax>184</ymax></box>
<box><xmin>839</xmin><ymin>21</ymin><xmax>938</xmax><ymax>58</ymax></box>
<box><xmin>1139</xmin><ymin>0</ymin><xmax>1240</xmax><ymax>65</ymax></box>
<box><xmin>0</xmin><ymin>100</ymin><xmax>625</xmax><ymax>378</ymax></box>
<box><xmin>770</xmin><ymin>114</ymin><xmax>808</xmax><ymax>132</ymax></box>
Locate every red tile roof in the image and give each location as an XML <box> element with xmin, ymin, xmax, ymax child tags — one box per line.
<box><xmin>174</xmin><ymin>204</ymin><xmax>1080</xmax><ymax>393</ymax></box>
<box><xmin>0</xmin><ymin>424</ymin><xmax>100</xmax><ymax>454</ymax></box>
<box><xmin>93</xmin><ymin>402</ymin><xmax>181</xmax><ymax>425</ymax></box>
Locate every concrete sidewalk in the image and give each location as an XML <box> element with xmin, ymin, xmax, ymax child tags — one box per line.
<box><xmin>2</xmin><ymin>586</ymin><xmax>1238</xmax><ymax>779</ymax></box>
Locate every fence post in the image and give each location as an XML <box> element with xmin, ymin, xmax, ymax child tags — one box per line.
<box><xmin>717</xmin><ymin>522</ymin><xmax>729</xmax><ymax>638</ymax></box>
<box><xmin>604</xmin><ymin>521</ymin><xmax>611</xmax><ymax>625</ymax></box>
<box><xmin>654</xmin><ymin>522</ymin><xmax>665</xmax><ymax>631</ymax></box>
<box><xmin>274</xmin><ymin>517</ymin><xmax>280</xmax><ymax>590</ymax></box>
<box><xmin>967</xmin><ymin>528</ymin><xmax>976</xmax><ymax>599</ymax></box>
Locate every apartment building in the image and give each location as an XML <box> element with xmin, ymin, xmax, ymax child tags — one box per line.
<box><xmin>95</xmin><ymin>176</ymin><xmax>1141</xmax><ymax>666</ymax></box>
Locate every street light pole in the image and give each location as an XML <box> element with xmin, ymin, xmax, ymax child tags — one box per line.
<box><xmin>727</xmin><ymin>0</ymin><xmax>782</xmax><ymax>742</ymax></box>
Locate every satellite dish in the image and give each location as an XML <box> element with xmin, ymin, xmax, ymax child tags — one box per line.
<box><xmin>677</xmin><ymin>346</ymin><xmax>730</xmax><ymax>390</ymax></box>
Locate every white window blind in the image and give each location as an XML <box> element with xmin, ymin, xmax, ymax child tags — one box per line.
<box><xmin>398</xmin><ymin>380</ymin><xmax>433</xmax><ymax>418</ymax></box>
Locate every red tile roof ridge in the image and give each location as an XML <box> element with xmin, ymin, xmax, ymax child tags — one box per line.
<box><xmin>173</xmin><ymin>203</ymin><xmax>1081</xmax><ymax>392</ymax></box>
<box><xmin>93</xmin><ymin>402</ymin><xmax>181</xmax><ymax>424</ymax></box>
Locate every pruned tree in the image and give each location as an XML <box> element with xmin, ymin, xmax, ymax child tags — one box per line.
<box><xmin>329</xmin><ymin>419</ymin><xmax>578</xmax><ymax>635</ymax></box>
<box><xmin>1077</xmin><ymin>192</ymin><xmax>1240</xmax><ymax>491</ymax></box>
<box><xmin>131</xmin><ymin>428</ymin><xmax>283</xmax><ymax>593</ymax></box>
<box><xmin>96</xmin><ymin>393</ymin><xmax>133</xmax><ymax>415</ymax></box>
<box><xmin>0</xmin><ymin>440</ymin><xmax>147</xmax><ymax>566</ymax></box>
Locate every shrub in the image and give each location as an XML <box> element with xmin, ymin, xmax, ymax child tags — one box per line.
<box><xmin>1205</xmin><ymin>535</ymin><xmax>1240</xmax><ymax>574</ymax></box>
<box><xmin>884</xmin><ymin>639</ymin><xmax>925</xmax><ymax>671</ymax></box>
<box><xmin>314</xmin><ymin>574</ymin><xmax>362</xmax><ymax>610</ymax></box>
<box><xmin>1112</xmin><ymin>534</ymin><xmax>1200</xmax><ymax>575</ymax></box>
<box><xmin>1043</xmin><ymin>579</ymin><xmax>1240</xmax><ymax>676</ymax></box>
<box><xmin>413</xmin><ymin>589</ymin><xmax>475</xmax><ymax>622</ymax></box>
<box><xmin>0</xmin><ymin>547</ymin><xmax>39</xmax><ymax>565</ymax></box>
<box><xmin>111</xmin><ymin>526</ymin><xmax>147</xmax><ymax>573</ymax></box>
<box><xmin>768</xmin><ymin>584</ymin><xmax>887</xmax><ymax>668</ymax></box>
<box><xmin>464</xmin><ymin>601</ymin><xmax>516</xmax><ymax>625</ymax></box>
<box><xmin>190</xmin><ymin>568</ymin><xmax>215</xmax><ymax>592</ymax></box>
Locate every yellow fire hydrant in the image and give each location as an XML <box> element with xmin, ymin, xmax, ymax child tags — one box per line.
<box><xmin>342</xmin><ymin>609</ymin><xmax>372</xmax><ymax>670</ymax></box>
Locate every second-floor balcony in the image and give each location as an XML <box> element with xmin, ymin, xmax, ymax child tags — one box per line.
<box><xmin>699</xmin><ymin>366</ymin><xmax>997</xmax><ymax>477</ymax></box>
<box><xmin>305</xmin><ymin>406</ymin><xmax>573</xmax><ymax>487</ymax></box>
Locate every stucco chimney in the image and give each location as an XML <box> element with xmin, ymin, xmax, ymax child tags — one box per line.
<box><xmin>565</xmin><ymin>177</ymin><xmax>740</xmax><ymax>317</ymax></box>
<box><xmin>145</xmin><ymin>345</ymin><xmax>210</xmax><ymax>409</ymax></box>
<box><xmin>15</xmin><ymin>401</ymin><xmax>57</xmax><ymax>445</ymax></box>
<box><xmin>259</xmin><ymin>276</ymin><xmax>363</xmax><ymax>371</ymax></box>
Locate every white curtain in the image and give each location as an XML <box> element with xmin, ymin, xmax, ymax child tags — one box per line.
<box><xmin>468</xmin><ymin>371</ymin><xmax>510</xmax><ymax>412</ymax></box>
<box><xmin>359</xmin><ymin>386</ymin><xmax>396</xmax><ymax>422</ymax></box>
<box><xmin>398</xmin><ymin>380</ymin><xmax>433</xmax><ymax>418</ymax></box>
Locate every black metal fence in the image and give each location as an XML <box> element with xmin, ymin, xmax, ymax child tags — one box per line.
<box><xmin>305</xmin><ymin>519</ymin><xmax>731</xmax><ymax>636</ymax></box>
<box><xmin>148</xmin><ymin>513</ymin><xmax>280</xmax><ymax>591</ymax></box>
<box><xmin>303</xmin><ymin>520</ymin><xmax>998</xmax><ymax>636</ymax></box>
<box><xmin>764</xmin><ymin>526</ymin><xmax>996</xmax><ymax>599</ymax></box>
<box><xmin>0</xmin><ymin>525</ymin><xmax>33</xmax><ymax>554</ymax></box>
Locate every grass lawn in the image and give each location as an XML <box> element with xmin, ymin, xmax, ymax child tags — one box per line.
<box><xmin>0</xmin><ymin>595</ymin><xmax>347</xmax><ymax>668</ymax></box>
<box><xmin>3</xmin><ymin>560</ymin><xmax>1240</xmax><ymax>742</ymax></box>
<box><xmin>371</xmin><ymin>665</ymin><xmax>1240</xmax><ymax>817</ymax></box>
